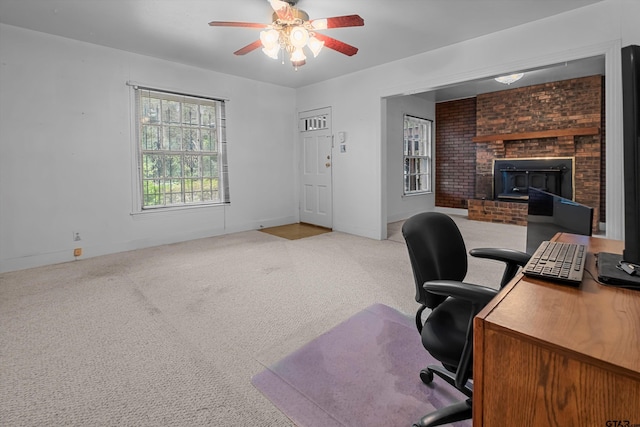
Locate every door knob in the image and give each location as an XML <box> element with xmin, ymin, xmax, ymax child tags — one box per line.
<box><xmin>325</xmin><ymin>162</ymin><xmax>331</xmax><ymax>168</ymax></box>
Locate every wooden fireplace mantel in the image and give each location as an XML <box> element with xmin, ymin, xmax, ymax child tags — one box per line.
<box><xmin>472</xmin><ymin>127</ymin><xmax>600</xmax><ymax>143</ymax></box>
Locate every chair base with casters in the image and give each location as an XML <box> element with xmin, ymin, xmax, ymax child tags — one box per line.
<box><xmin>420</xmin><ymin>365</ymin><xmax>473</xmax><ymax>399</ymax></box>
<box><xmin>413</xmin><ymin>399</ymin><xmax>472</xmax><ymax>427</ymax></box>
<box><xmin>413</xmin><ymin>364</ymin><xmax>473</xmax><ymax>427</ymax></box>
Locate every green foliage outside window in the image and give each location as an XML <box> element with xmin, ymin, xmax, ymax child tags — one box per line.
<box><xmin>137</xmin><ymin>89</ymin><xmax>227</xmax><ymax>208</ymax></box>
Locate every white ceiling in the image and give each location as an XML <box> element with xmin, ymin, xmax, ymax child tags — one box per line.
<box><xmin>428</xmin><ymin>55</ymin><xmax>605</xmax><ymax>102</ymax></box>
<box><xmin>0</xmin><ymin>0</ymin><xmax>604</xmax><ymax>91</ymax></box>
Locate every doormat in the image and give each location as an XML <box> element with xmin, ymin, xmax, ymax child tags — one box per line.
<box><xmin>252</xmin><ymin>303</ymin><xmax>471</xmax><ymax>427</ymax></box>
<box><xmin>259</xmin><ymin>223</ymin><xmax>332</xmax><ymax>240</ymax></box>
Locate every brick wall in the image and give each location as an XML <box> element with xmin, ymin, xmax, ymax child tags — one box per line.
<box><xmin>475</xmin><ymin>76</ymin><xmax>603</xmax><ymax>135</ymax></box>
<box><xmin>435</xmin><ymin>97</ymin><xmax>476</xmax><ymax>208</ymax></box>
<box><xmin>435</xmin><ymin>75</ymin><xmax>604</xmax><ymax>226</ymax></box>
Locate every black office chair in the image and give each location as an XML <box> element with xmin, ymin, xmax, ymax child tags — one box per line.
<box><xmin>402</xmin><ymin>212</ymin><xmax>530</xmax><ymax>427</ymax></box>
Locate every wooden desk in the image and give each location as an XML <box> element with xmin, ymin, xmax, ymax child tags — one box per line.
<box><xmin>474</xmin><ymin>233</ymin><xmax>640</xmax><ymax>427</ymax></box>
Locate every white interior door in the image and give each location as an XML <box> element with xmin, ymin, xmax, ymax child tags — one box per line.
<box><xmin>299</xmin><ymin>108</ymin><xmax>332</xmax><ymax>229</ymax></box>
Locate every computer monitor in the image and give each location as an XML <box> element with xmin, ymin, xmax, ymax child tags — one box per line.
<box><xmin>621</xmin><ymin>45</ymin><xmax>640</xmax><ymax>267</ymax></box>
<box><xmin>597</xmin><ymin>45</ymin><xmax>640</xmax><ymax>288</ymax></box>
<box><xmin>526</xmin><ymin>187</ymin><xmax>594</xmax><ymax>254</ymax></box>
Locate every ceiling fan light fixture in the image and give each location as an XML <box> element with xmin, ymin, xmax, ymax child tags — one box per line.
<box><xmin>290</xmin><ymin>47</ymin><xmax>306</xmax><ymax>63</ymax></box>
<box><xmin>291</xmin><ymin>59</ymin><xmax>306</xmax><ymax>71</ymax></box>
<box><xmin>260</xmin><ymin>29</ymin><xmax>280</xmax><ymax>49</ymax></box>
<box><xmin>308</xmin><ymin>36</ymin><xmax>324</xmax><ymax>57</ymax></box>
<box><xmin>495</xmin><ymin>73</ymin><xmax>525</xmax><ymax>85</ymax></box>
<box><xmin>289</xmin><ymin>26</ymin><xmax>309</xmax><ymax>48</ymax></box>
<box><xmin>310</xmin><ymin>18</ymin><xmax>328</xmax><ymax>30</ymax></box>
<box><xmin>262</xmin><ymin>45</ymin><xmax>281</xmax><ymax>59</ymax></box>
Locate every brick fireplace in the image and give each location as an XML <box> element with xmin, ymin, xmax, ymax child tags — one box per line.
<box><xmin>436</xmin><ymin>75</ymin><xmax>604</xmax><ymax>229</ymax></box>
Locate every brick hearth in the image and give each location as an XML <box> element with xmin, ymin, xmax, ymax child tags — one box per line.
<box><xmin>468</xmin><ymin>199</ymin><xmax>528</xmax><ymax>225</ymax></box>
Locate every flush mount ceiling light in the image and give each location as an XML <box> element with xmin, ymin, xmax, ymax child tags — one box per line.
<box><xmin>494</xmin><ymin>73</ymin><xmax>525</xmax><ymax>85</ymax></box>
<box><xmin>209</xmin><ymin>0</ymin><xmax>364</xmax><ymax>71</ymax></box>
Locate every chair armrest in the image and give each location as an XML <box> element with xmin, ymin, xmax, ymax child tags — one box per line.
<box><xmin>469</xmin><ymin>248</ymin><xmax>531</xmax><ymax>287</ymax></box>
<box><xmin>469</xmin><ymin>248</ymin><xmax>531</xmax><ymax>266</ymax></box>
<box><xmin>423</xmin><ymin>280</ymin><xmax>498</xmax><ymax>306</ymax></box>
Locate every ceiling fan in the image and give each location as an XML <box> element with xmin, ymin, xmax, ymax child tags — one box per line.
<box><xmin>208</xmin><ymin>0</ymin><xmax>364</xmax><ymax>70</ymax></box>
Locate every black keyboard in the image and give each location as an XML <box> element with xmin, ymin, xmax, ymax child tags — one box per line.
<box><xmin>523</xmin><ymin>241</ymin><xmax>587</xmax><ymax>286</ymax></box>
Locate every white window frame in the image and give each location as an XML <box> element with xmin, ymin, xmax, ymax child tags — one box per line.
<box><xmin>403</xmin><ymin>114</ymin><xmax>433</xmax><ymax>195</ymax></box>
<box><xmin>131</xmin><ymin>86</ymin><xmax>230</xmax><ymax>211</ymax></box>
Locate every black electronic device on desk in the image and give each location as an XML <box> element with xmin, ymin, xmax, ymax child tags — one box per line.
<box><xmin>597</xmin><ymin>253</ymin><xmax>640</xmax><ymax>288</ymax></box>
<box><xmin>597</xmin><ymin>45</ymin><xmax>640</xmax><ymax>290</ymax></box>
<box><xmin>524</xmin><ymin>187</ymin><xmax>594</xmax><ymax>286</ymax></box>
<box><xmin>526</xmin><ymin>187</ymin><xmax>594</xmax><ymax>254</ymax></box>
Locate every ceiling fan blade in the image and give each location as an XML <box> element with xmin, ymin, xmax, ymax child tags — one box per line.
<box><xmin>313</xmin><ymin>33</ymin><xmax>358</xmax><ymax>56</ymax></box>
<box><xmin>268</xmin><ymin>0</ymin><xmax>295</xmax><ymax>21</ymax></box>
<box><xmin>234</xmin><ymin>40</ymin><xmax>263</xmax><ymax>56</ymax></box>
<box><xmin>310</xmin><ymin>15</ymin><xmax>364</xmax><ymax>30</ymax></box>
<box><xmin>209</xmin><ymin>21</ymin><xmax>267</xmax><ymax>28</ymax></box>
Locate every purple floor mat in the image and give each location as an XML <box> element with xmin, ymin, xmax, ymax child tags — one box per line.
<box><xmin>252</xmin><ymin>303</ymin><xmax>472</xmax><ymax>427</ymax></box>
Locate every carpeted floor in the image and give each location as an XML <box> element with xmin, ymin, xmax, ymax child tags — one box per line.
<box><xmin>0</xmin><ymin>213</ymin><xmax>526</xmax><ymax>426</ymax></box>
<box><xmin>259</xmin><ymin>223</ymin><xmax>332</xmax><ymax>240</ymax></box>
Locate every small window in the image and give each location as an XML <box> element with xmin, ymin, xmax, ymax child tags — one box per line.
<box><xmin>134</xmin><ymin>88</ymin><xmax>229</xmax><ymax>209</ymax></box>
<box><xmin>403</xmin><ymin>115</ymin><xmax>433</xmax><ymax>195</ymax></box>
<box><xmin>302</xmin><ymin>114</ymin><xmax>328</xmax><ymax>131</ymax></box>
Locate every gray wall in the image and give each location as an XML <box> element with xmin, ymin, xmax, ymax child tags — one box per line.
<box><xmin>385</xmin><ymin>95</ymin><xmax>436</xmax><ymax>224</ymax></box>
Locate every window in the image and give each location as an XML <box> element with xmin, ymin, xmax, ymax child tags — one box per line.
<box><xmin>403</xmin><ymin>115</ymin><xmax>432</xmax><ymax>195</ymax></box>
<box><xmin>302</xmin><ymin>114</ymin><xmax>328</xmax><ymax>131</ymax></box>
<box><xmin>134</xmin><ymin>87</ymin><xmax>229</xmax><ymax>209</ymax></box>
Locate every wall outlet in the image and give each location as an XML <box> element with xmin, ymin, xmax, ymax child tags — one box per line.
<box><xmin>73</xmin><ymin>248</ymin><xmax>82</xmax><ymax>257</ymax></box>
